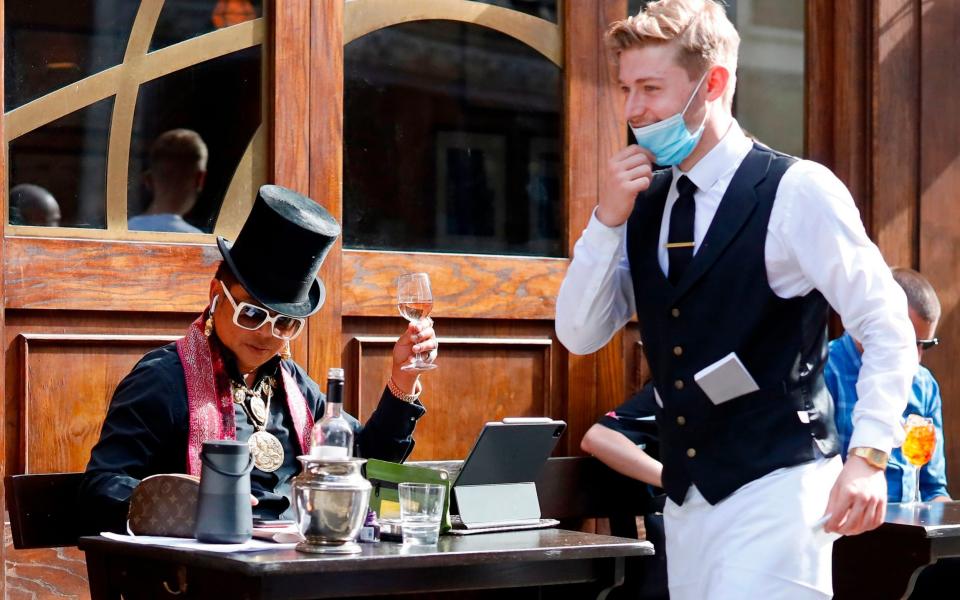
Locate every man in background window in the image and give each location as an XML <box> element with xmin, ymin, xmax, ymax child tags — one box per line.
<box><xmin>10</xmin><ymin>183</ymin><xmax>61</xmax><ymax>227</ymax></box>
<box><xmin>129</xmin><ymin>128</ymin><xmax>207</xmax><ymax>234</ymax></box>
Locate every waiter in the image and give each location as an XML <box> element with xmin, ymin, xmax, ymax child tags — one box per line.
<box><xmin>555</xmin><ymin>1</ymin><xmax>916</xmax><ymax>598</ymax></box>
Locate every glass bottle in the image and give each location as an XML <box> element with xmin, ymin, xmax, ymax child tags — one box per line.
<box><xmin>311</xmin><ymin>368</ymin><xmax>353</xmax><ymax>458</ymax></box>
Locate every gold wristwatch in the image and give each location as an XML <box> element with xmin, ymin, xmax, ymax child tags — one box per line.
<box><xmin>849</xmin><ymin>447</ymin><xmax>890</xmax><ymax>470</ymax></box>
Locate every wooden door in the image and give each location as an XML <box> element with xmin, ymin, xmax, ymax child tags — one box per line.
<box><xmin>313</xmin><ymin>0</ymin><xmax>629</xmax><ymax>462</ymax></box>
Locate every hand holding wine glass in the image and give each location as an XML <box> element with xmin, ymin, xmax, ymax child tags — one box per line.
<box><xmin>397</xmin><ymin>273</ymin><xmax>438</xmax><ymax>372</ymax></box>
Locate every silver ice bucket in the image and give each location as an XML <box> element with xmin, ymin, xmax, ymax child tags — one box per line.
<box><xmin>291</xmin><ymin>456</ymin><xmax>371</xmax><ymax>554</ymax></box>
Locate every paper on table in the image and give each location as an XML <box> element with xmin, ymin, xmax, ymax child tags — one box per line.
<box><xmin>101</xmin><ymin>531</ymin><xmax>297</xmax><ymax>552</ymax></box>
<box><xmin>252</xmin><ymin>525</ymin><xmax>303</xmax><ymax>544</ymax></box>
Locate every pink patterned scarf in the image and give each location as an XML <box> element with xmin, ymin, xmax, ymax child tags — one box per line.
<box><xmin>176</xmin><ymin>313</ymin><xmax>315</xmax><ymax>475</ymax></box>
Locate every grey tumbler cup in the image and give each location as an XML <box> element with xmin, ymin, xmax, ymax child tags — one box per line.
<box><xmin>195</xmin><ymin>440</ymin><xmax>254</xmax><ymax>543</ymax></box>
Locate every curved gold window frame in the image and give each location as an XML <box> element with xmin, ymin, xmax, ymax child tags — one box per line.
<box><xmin>3</xmin><ymin>0</ymin><xmax>268</xmax><ymax>242</ymax></box>
<box><xmin>344</xmin><ymin>0</ymin><xmax>563</xmax><ymax>67</ymax></box>
<box><xmin>4</xmin><ymin>0</ymin><xmax>562</xmax><ymax>243</ymax></box>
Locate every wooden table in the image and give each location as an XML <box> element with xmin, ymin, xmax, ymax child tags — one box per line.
<box><xmin>79</xmin><ymin>528</ymin><xmax>654</xmax><ymax>599</ymax></box>
<box><xmin>833</xmin><ymin>501</ymin><xmax>960</xmax><ymax>599</ymax></box>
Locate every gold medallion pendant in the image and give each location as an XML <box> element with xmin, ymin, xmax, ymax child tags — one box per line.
<box><xmin>248</xmin><ymin>430</ymin><xmax>284</xmax><ymax>472</ymax></box>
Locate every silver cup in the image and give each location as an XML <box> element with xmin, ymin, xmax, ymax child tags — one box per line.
<box><xmin>291</xmin><ymin>456</ymin><xmax>371</xmax><ymax>554</ymax></box>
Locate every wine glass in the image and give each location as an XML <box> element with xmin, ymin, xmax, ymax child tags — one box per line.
<box><xmin>902</xmin><ymin>414</ymin><xmax>936</xmax><ymax>504</ymax></box>
<box><xmin>396</xmin><ymin>272</ymin><xmax>438</xmax><ymax>372</ymax></box>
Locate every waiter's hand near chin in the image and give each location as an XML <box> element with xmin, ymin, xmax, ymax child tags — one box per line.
<box><xmin>597</xmin><ymin>145</ymin><xmax>655</xmax><ymax>228</ymax></box>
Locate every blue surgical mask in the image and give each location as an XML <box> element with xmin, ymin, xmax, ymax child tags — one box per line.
<box><xmin>629</xmin><ymin>72</ymin><xmax>708</xmax><ymax>166</ymax></box>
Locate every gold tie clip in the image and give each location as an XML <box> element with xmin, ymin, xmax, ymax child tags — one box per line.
<box><xmin>664</xmin><ymin>241</ymin><xmax>695</xmax><ymax>249</ymax></box>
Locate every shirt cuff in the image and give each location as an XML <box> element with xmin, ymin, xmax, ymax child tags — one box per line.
<box><xmin>848</xmin><ymin>417</ymin><xmax>900</xmax><ymax>455</ymax></box>
<box><xmin>582</xmin><ymin>208</ymin><xmax>628</xmax><ymax>250</ymax></box>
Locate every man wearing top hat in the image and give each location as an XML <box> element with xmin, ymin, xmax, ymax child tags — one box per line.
<box><xmin>80</xmin><ymin>185</ymin><xmax>437</xmax><ymax>533</ymax></box>
<box><xmin>557</xmin><ymin>1</ymin><xmax>916</xmax><ymax>598</ymax></box>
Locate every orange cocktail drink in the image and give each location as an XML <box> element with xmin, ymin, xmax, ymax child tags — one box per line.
<box><xmin>902</xmin><ymin>414</ymin><xmax>936</xmax><ymax>504</ymax></box>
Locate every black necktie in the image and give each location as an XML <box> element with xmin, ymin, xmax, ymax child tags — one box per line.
<box><xmin>667</xmin><ymin>175</ymin><xmax>697</xmax><ymax>285</ymax></box>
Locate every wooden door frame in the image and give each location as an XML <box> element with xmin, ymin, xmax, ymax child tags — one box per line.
<box><xmin>303</xmin><ymin>0</ymin><xmax>627</xmax><ymax>455</ymax></box>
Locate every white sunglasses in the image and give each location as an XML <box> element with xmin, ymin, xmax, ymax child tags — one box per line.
<box><xmin>217</xmin><ymin>281</ymin><xmax>305</xmax><ymax>340</ymax></box>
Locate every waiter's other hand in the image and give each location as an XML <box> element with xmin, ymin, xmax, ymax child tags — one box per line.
<box><xmin>823</xmin><ymin>454</ymin><xmax>887</xmax><ymax>536</ymax></box>
<box><xmin>597</xmin><ymin>145</ymin><xmax>655</xmax><ymax>228</ymax></box>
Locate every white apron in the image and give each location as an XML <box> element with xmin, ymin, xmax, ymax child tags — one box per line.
<box><xmin>664</xmin><ymin>455</ymin><xmax>843</xmax><ymax>600</ymax></box>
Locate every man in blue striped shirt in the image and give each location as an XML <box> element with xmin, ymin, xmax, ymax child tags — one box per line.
<box><xmin>826</xmin><ymin>267</ymin><xmax>951</xmax><ymax>503</ymax></box>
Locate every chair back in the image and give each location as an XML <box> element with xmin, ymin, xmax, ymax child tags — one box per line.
<box><xmin>5</xmin><ymin>472</ymin><xmax>84</xmax><ymax>548</ymax></box>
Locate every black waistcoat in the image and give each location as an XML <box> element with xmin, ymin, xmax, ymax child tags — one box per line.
<box><xmin>626</xmin><ymin>143</ymin><xmax>839</xmax><ymax>506</ymax></box>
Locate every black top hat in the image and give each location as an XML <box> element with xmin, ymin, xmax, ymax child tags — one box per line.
<box><xmin>216</xmin><ymin>184</ymin><xmax>340</xmax><ymax>317</ymax></box>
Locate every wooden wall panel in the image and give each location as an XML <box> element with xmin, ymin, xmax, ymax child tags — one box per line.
<box><xmin>3</xmin><ymin>238</ymin><xmax>219</xmax><ymax>312</ymax></box>
<box><xmin>306</xmin><ymin>0</ymin><xmax>344</xmax><ymax>385</ymax></box>
<box><xmin>342</xmin><ymin>250</ymin><xmax>566</xmax><ymax>320</ymax></box>
<box><xmin>806</xmin><ymin>1</ymin><xmax>871</xmax><ymax>216</ymax></box>
<box><xmin>871</xmin><ymin>0</ymin><xmax>920</xmax><ymax>268</ymax></box>
<box><xmin>918</xmin><ymin>0</ymin><xmax>960</xmax><ymax>498</ymax></box>
<box><xmin>17</xmin><ymin>334</ymin><xmax>176</xmax><ymax>474</ymax></box>
<box><xmin>342</xmin><ymin>317</ymin><xmax>562</xmax><ymax>459</ymax></box>
<box><xmin>351</xmin><ymin>335</ymin><xmax>553</xmax><ymax>460</ymax></box>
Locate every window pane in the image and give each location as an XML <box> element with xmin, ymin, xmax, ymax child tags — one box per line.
<box><xmin>733</xmin><ymin>1</ymin><xmax>805</xmax><ymax>156</ymax></box>
<box><xmin>9</xmin><ymin>97</ymin><xmax>113</xmax><ymax>228</ymax></box>
<box><xmin>472</xmin><ymin>1</ymin><xmax>557</xmax><ymax>23</ymax></box>
<box><xmin>625</xmin><ymin>1</ymin><xmax>805</xmax><ymax>157</ymax></box>
<box><xmin>126</xmin><ymin>46</ymin><xmax>262</xmax><ymax>233</ymax></box>
<box><xmin>343</xmin><ymin>21</ymin><xmax>562</xmax><ymax>257</ymax></box>
<box><xmin>150</xmin><ymin>0</ymin><xmax>262</xmax><ymax>51</ymax></box>
<box><xmin>4</xmin><ymin>0</ymin><xmax>138</xmax><ymax>110</ymax></box>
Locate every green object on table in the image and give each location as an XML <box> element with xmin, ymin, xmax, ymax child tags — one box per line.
<box><xmin>365</xmin><ymin>459</ymin><xmax>452</xmax><ymax>533</ymax></box>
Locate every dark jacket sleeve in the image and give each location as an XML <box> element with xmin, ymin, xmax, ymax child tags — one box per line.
<box><xmin>289</xmin><ymin>362</ymin><xmax>426</xmax><ymax>463</ymax></box>
<box><xmin>79</xmin><ymin>346</ymin><xmax>188</xmax><ymax>534</ymax></box>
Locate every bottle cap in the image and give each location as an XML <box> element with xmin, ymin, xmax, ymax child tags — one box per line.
<box><xmin>327</xmin><ymin>367</ymin><xmax>345</xmax><ymax>380</ymax></box>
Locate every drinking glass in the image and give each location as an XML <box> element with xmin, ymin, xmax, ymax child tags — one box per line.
<box><xmin>902</xmin><ymin>414</ymin><xmax>936</xmax><ymax>504</ymax></box>
<box><xmin>396</xmin><ymin>272</ymin><xmax>438</xmax><ymax>372</ymax></box>
<box><xmin>398</xmin><ymin>482</ymin><xmax>445</xmax><ymax>545</ymax></box>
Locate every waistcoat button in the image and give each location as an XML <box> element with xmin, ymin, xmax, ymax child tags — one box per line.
<box><xmin>671</xmin><ymin>308</ymin><xmax>680</xmax><ymax>318</ymax></box>
<box><xmin>673</xmin><ymin>346</ymin><xmax>683</xmax><ymax>356</ymax></box>
<box><xmin>674</xmin><ymin>379</ymin><xmax>684</xmax><ymax>390</ymax></box>
<box><xmin>686</xmin><ymin>448</ymin><xmax>697</xmax><ymax>458</ymax></box>
<box><xmin>677</xmin><ymin>416</ymin><xmax>686</xmax><ymax>426</ymax></box>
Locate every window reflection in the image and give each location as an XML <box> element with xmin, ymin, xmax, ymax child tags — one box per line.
<box><xmin>126</xmin><ymin>46</ymin><xmax>262</xmax><ymax>233</ymax></box>
<box><xmin>150</xmin><ymin>0</ymin><xmax>262</xmax><ymax>51</ymax></box>
<box><xmin>9</xmin><ymin>184</ymin><xmax>61</xmax><ymax>227</ymax></box>
<box><xmin>473</xmin><ymin>0</ymin><xmax>557</xmax><ymax>23</ymax></box>
<box><xmin>732</xmin><ymin>0</ymin><xmax>805</xmax><ymax>156</ymax></box>
<box><xmin>343</xmin><ymin>21</ymin><xmax>562</xmax><ymax>257</ymax></box>
<box><xmin>8</xmin><ymin>97</ymin><xmax>113</xmax><ymax>229</ymax></box>
<box><xmin>128</xmin><ymin>129</ymin><xmax>208</xmax><ymax>233</ymax></box>
<box><xmin>4</xmin><ymin>0</ymin><xmax>138</xmax><ymax>110</ymax></box>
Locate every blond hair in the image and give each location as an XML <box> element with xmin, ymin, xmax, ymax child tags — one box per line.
<box><xmin>606</xmin><ymin>0</ymin><xmax>740</xmax><ymax>105</ymax></box>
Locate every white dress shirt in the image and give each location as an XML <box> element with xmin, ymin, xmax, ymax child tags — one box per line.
<box><xmin>556</xmin><ymin>121</ymin><xmax>916</xmax><ymax>454</ymax></box>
